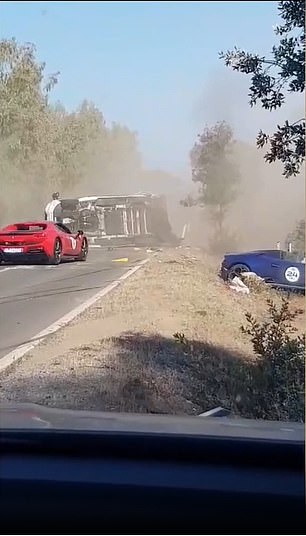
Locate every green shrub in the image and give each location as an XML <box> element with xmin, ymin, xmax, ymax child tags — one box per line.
<box><xmin>241</xmin><ymin>297</ymin><xmax>305</xmax><ymax>422</ymax></box>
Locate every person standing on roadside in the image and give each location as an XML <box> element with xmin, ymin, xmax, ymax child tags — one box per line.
<box><xmin>44</xmin><ymin>192</ymin><xmax>62</xmax><ymax>222</ymax></box>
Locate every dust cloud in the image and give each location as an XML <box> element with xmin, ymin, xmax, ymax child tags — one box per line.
<box><xmin>183</xmin><ymin>68</ymin><xmax>305</xmax><ymax>252</ymax></box>
<box><xmin>230</xmin><ymin>142</ymin><xmax>305</xmax><ymax>251</ymax></box>
<box><xmin>4</xmin><ymin>140</ymin><xmax>303</xmax><ymax>254</ymax></box>
<box><xmin>1</xmin><ymin>67</ymin><xmax>304</xmax><ymax>254</ymax></box>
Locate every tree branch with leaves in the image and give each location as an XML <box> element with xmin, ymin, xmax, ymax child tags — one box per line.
<box><xmin>220</xmin><ymin>0</ymin><xmax>305</xmax><ymax>178</ymax></box>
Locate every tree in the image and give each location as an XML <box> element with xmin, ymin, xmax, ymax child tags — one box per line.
<box><xmin>188</xmin><ymin>121</ymin><xmax>240</xmax><ymax>235</ymax></box>
<box><xmin>0</xmin><ymin>39</ymin><xmax>58</xmax><ymax>159</ymax></box>
<box><xmin>0</xmin><ymin>38</ymin><xmax>146</xmax><ymax>224</ymax></box>
<box><xmin>220</xmin><ymin>0</ymin><xmax>305</xmax><ymax>178</ymax></box>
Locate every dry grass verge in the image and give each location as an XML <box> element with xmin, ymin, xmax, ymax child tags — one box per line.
<box><xmin>0</xmin><ymin>247</ymin><xmax>304</xmax><ymax>419</ymax></box>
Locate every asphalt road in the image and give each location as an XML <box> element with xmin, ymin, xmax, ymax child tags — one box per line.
<box><xmin>0</xmin><ymin>247</ymin><xmax>147</xmax><ymax>360</ymax></box>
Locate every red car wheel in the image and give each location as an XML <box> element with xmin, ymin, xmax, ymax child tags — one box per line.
<box><xmin>49</xmin><ymin>238</ymin><xmax>62</xmax><ymax>265</ymax></box>
<box><xmin>78</xmin><ymin>239</ymin><xmax>88</xmax><ymax>261</ymax></box>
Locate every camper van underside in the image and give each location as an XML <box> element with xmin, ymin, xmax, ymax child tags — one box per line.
<box><xmin>60</xmin><ymin>194</ymin><xmax>178</xmax><ymax>247</ymax></box>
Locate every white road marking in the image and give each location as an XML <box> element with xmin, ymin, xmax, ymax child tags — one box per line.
<box><xmin>0</xmin><ymin>257</ymin><xmax>103</xmax><ymax>272</ymax></box>
<box><xmin>0</xmin><ymin>266</ymin><xmax>37</xmax><ymax>273</ymax></box>
<box><xmin>0</xmin><ymin>267</ymin><xmax>14</xmax><ymax>273</ymax></box>
<box><xmin>0</xmin><ymin>257</ymin><xmax>119</xmax><ymax>272</ymax></box>
<box><xmin>0</xmin><ymin>258</ymin><xmax>149</xmax><ymax>373</ymax></box>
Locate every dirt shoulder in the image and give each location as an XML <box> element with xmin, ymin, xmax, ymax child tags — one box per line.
<box><xmin>0</xmin><ymin>247</ymin><xmax>304</xmax><ymax>416</ymax></box>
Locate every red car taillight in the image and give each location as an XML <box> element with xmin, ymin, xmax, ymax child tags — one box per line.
<box><xmin>33</xmin><ymin>233</ymin><xmax>46</xmax><ymax>238</ymax></box>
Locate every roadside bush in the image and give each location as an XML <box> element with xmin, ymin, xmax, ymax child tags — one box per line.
<box><xmin>241</xmin><ymin>297</ymin><xmax>305</xmax><ymax>422</ymax></box>
<box><xmin>240</xmin><ymin>272</ymin><xmax>267</xmax><ymax>294</ymax></box>
<box><xmin>173</xmin><ymin>296</ymin><xmax>304</xmax><ymax>422</ymax></box>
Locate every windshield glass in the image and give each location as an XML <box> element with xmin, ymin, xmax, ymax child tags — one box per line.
<box><xmin>2</xmin><ymin>224</ymin><xmax>47</xmax><ymax>232</ymax></box>
<box><xmin>0</xmin><ymin>0</ymin><xmax>304</xmax><ymax>426</ymax></box>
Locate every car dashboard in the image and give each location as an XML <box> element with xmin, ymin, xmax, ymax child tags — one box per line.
<box><xmin>0</xmin><ymin>403</ymin><xmax>305</xmax><ymax>534</ymax></box>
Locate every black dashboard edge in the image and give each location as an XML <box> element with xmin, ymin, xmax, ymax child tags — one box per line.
<box><xmin>0</xmin><ymin>403</ymin><xmax>305</xmax><ymax>533</ymax></box>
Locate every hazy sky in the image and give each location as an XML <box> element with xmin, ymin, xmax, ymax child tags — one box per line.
<box><xmin>1</xmin><ymin>1</ymin><xmax>302</xmax><ymax>174</ymax></box>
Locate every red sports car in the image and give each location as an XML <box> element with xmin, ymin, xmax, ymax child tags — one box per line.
<box><xmin>0</xmin><ymin>221</ymin><xmax>88</xmax><ymax>265</ymax></box>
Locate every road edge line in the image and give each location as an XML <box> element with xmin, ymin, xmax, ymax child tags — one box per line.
<box><xmin>0</xmin><ymin>258</ymin><xmax>149</xmax><ymax>374</ymax></box>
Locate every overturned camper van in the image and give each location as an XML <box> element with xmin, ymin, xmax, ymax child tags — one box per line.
<box><xmin>59</xmin><ymin>193</ymin><xmax>179</xmax><ymax>246</ymax></box>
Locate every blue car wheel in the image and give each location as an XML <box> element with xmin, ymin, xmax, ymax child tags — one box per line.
<box><xmin>228</xmin><ymin>263</ymin><xmax>250</xmax><ymax>280</ymax></box>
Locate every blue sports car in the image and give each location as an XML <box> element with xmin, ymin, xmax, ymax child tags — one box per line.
<box><xmin>220</xmin><ymin>249</ymin><xmax>305</xmax><ymax>292</ymax></box>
